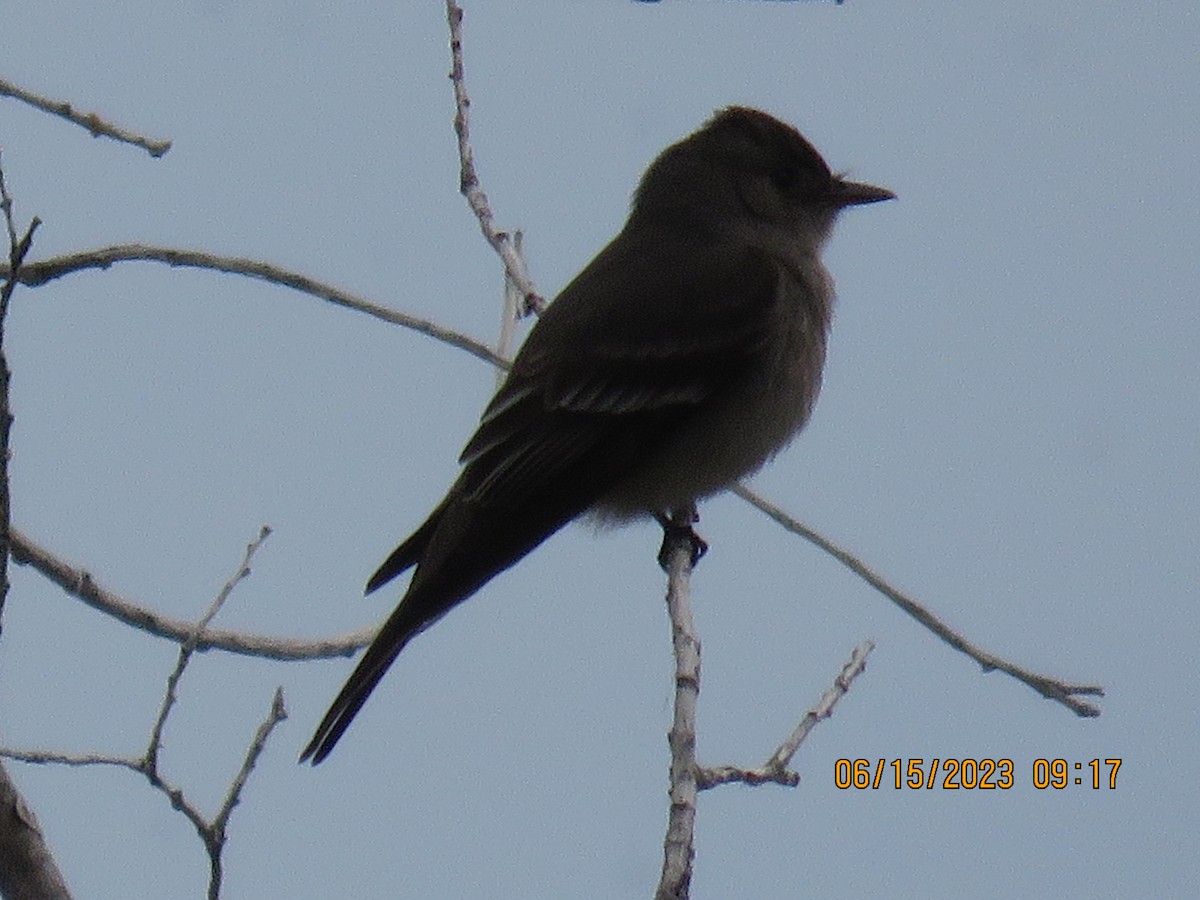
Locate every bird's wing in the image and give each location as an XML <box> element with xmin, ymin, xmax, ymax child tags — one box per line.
<box><xmin>457</xmin><ymin>230</ymin><xmax>785</xmax><ymax>507</ymax></box>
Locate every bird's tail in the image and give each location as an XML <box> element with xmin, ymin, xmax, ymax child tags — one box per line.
<box><xmin>364</xmin><ymin>502</ymin><xmax>444</xmax><ymax>595</ymax></box>
<box><xmin>299</xmin><ymin>594</ymin><xmax>435</xmax><ymax>764</ymax></box>
<box><xmin>301</xmin><ymin>493</ymin><xmax>579</xmax><ymax>764</ymax></box>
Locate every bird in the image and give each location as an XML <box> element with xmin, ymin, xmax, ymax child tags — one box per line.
<box><xmin>301</xmin><ymin>106</ymin><xmax>893</xmax><ymax>764</ymax></box>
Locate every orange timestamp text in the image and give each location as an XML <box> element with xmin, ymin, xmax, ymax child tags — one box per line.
<box><xmin>834</xmin><ymin>758</ymin><xmax>1122</xmax><ymax>790</ymax></box>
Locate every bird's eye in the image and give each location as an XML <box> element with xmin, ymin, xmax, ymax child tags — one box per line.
<box><xmin>769</xmin><ymin>167</ymin><xmax>798</xmax><ymax>196</ymax></box>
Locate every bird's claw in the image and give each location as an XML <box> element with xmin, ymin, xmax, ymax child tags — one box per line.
<box><xmin>655</xmin><ymin>509</ymin><xmax>708</xmax><ymax>570</ymax></box>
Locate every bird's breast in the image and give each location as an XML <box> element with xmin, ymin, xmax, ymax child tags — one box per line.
<box><xmin>595</xmin><ymin>261</ymin><xmax>830</xmax><ymax>520</ymax></box>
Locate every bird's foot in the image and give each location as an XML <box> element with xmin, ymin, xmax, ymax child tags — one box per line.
<box><xmin>655</xmin><ymin>506</ymin><xmax>707</xmax><ymax>570</ymax></box>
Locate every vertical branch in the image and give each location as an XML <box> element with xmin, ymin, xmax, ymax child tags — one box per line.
<box><xmin>445</xmin><ymin>0</ymin><xmax>545</xmax><ymax>319</ymax></box>
<box><xmin>656</xmin><ymin>507</ymin><xmax>702</xmax><ymax>900</ymax></box>
<box><xmin>496</xmin><ymin>229</ymin><xmax>525</xmax><ymax>382</ymax></box>
<box><xmin>0</xmin><ymin>153</ymin><xmax>41</xmax><ymax>632</ymax></box>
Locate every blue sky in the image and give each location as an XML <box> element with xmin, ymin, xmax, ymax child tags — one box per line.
<box><xmin>2</xmin><ymin>2</ymin><xmax>1197</xmax><ymax>898</ymax></box>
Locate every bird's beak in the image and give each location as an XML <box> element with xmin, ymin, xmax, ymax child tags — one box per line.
<box><xmin>829</xmin><ymin>178</ymin><xmax>895</xmax><ymax>207</ymax></box>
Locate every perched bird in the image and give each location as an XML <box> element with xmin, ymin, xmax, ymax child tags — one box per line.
<box><xmin>302</xmin><ymin>107</ymin><xmax>893</xmax><ymax>764</ymax></box>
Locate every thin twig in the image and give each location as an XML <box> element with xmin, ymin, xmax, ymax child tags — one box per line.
<box><xmin>1</xmin><ymin>530</ymin><xmax>290</xmax><ymax>900</ymax></box>
<box><xmin>5</xmin><ymin>244</ymin><xmax>507</xmax><ymax>370</ymax></box>
<box><xmin>732</xmin><ymin>484</ymin><xmax>1104</xmax><ymax>716</ymax></box>
<box><xmin>697</xmin><ymin>640</ymin><xmax>875</xmax><ymax>789</ymax></box>
<box><xmin>211</xmin><ymin>687</ymin><xmax>287</xmax><ymax>843</ymax></box>
<box><xmin>446</xmin><ymin>0</ymin><xmax>545</xmax><ymax>318</ymax></box>
<box><xmin>0</xmin><ymin>77</ymin><xmax>171</xmax><ymax>157</ymax></box>
<box><xmin>9</xmin><ymin>527</ymin><xmax>374</xmax><ymax>660</ymax></box>
<box><xmin>203</xmin><ymin>688</ymin><xmax>288</xmax><ymax>900</ymax></box>
<box><xmin>0</xmin><ymin>153</ymin><xmax>41</xmax><ymax>632</ymax></box>
<box><xmin>146</xmin><ymin>527</ymin><xmax>272</xmax><ymax>774</ymax></box>
<box><xmin>496</xmin><ymin>230</ymin><xmax>525</xmax><ymax>383</ymax></box>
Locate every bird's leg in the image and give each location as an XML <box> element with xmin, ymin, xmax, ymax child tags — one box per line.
<box><xmin>655</xmin><ymin>503</ymin><xmax>708</xmax><ymax>570</ymax></box>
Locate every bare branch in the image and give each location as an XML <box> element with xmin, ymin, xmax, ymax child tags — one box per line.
<box><xmin>0</xmin><ymin>77</ymin><xmax>171</xmax><ymax>157</ymax></box>
<box><xmin>210</xmin><ymin>688</ymin><xmax>287</xmax><ymax>850</ymax></box>
<box><xmin>446</xmin><ymin>0</ymin><xmax>545</xmax><ymax>318</ymax></box>
<box><xmin>4</xmin><ymin>687</ymin><xmax>288</xmax><ymax>900</ymax></box>
<box><xmin>146</xmin><ymin>527</ymin><xmax>273</xmax><ymax>773</ymax></box>
<box><xmin>203</xmin><ymin>688</ymin><xmax>288</xmax><ymax>900</ymax></box>
<box><xmin>656</xmin><ymin>506</ymin><xmax>701</xmax><ymax>900</ymax></box>
<box><xmin>2</xmin><ymin>532</ymin><xmax>291</xmax><ymax>900</ymax></box>
<box><xmin>697</xmin><ymin>640</ymin><xmax>874</xmax><ymax>790</ymax></box>
<box><xmin>0</xmin><ymin>748</ymin><xmax>142</xmax><ymax>771</ymax></box>
<box><xmin>0</xmin><ymin>152</ymin><xmax>41</xmax><ymax>632</ymax></box>
<box><xmin>6</xmin><ymin>244</ymin><xmax>507</xmax><ymax>370</ymax></box>
<box><xmin>496</xmin><ymin>229</ymin><xmax>525</xmax><ymax>381</ymax></box>
<box><xmin>9</xmin><ymin>527</ymin><xmax>375</xmax><ymax>660</ymax></box>
<box><xmin>732</xmin><ymin>484</ymin><xmax>1104</xmax><ymax>716</ymax></box>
